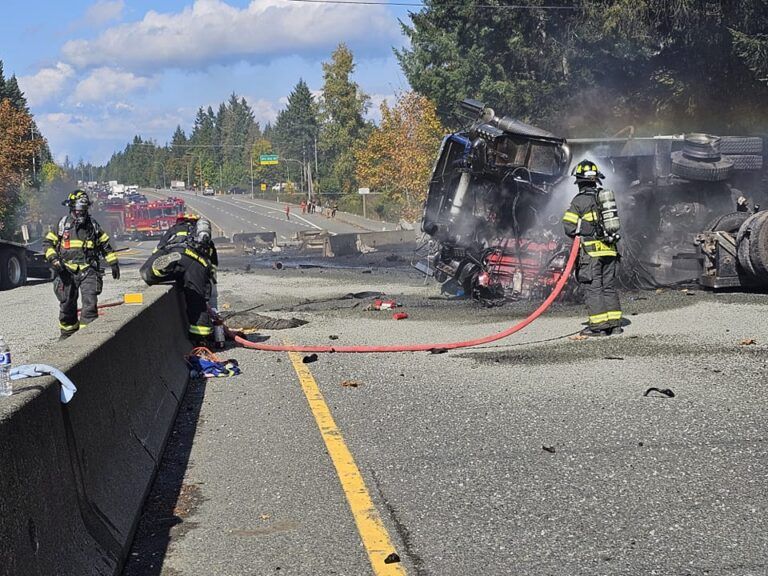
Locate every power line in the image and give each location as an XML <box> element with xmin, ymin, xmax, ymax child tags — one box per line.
<box><xmin>287</xmin><ymin>0</ymin><xmax>578</xmax><ymax>8</ymax></box>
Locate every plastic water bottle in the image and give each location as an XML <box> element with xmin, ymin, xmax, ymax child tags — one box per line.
<box><xmin>0</xmin><ymin>336</ymin><xmax>12</xmax><ymax>397</ymax></box>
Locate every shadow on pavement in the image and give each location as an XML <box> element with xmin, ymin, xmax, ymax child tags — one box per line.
<box><xmin>121</xmin><ymin>378</ymin><xmax>207</xmax><ymax>576</ymax></box>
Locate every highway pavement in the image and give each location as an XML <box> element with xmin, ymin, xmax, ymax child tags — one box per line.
<box><xmin>144</xmin><ymin>189</ymin><xmax>395</xmax><ymax>242</ymax></box>
<box><xmin>118</xmin><ymin>252</ymin><xmax>768</xmax><ymax>576</ymax></box>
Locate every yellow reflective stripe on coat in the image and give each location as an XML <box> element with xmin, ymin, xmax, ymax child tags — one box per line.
<box><xmin>606</xmin><ymin>310</ymin><xmax>622</xmax><ymax>321</ymax></box>
<box><xmin>184</xmin><ymin>248</ymin><xmax>209</xmax><ymax>268</ymax></box>
<box><xmin>589</xmin><ymin>313</ymin><xmax>609</xmax><ymax>325</ymax></box>
<box><xmin>175</xmin><ymin>230</ymin><xmax>189</xmax><ymax>236</ymax></box>
<box><xmin>563</xmin><ymin>211</ymin><xmax>579</xmax><ymax>224</ymax></box>
<box><xmin>45</xmin><ymin>247</ymin><xmax>57</xmax><ymax>259</ymax></box>
<box><xmin>583</xmin><ymin>239</ymin><xmax>617</xmax><ymax>257</ymax></box>
<box><xmin>64</xmin><ymin>262</ymin><xmax>91</xmax><ymax>271</ymax></box>
<box><xmin>189</xmin><ymin>324</ymin><xmax>213</xmax><ymax>336</ymax></box>
<box><xmin>66</xmin><ymin>239</ymin><xmax>96</xmax><ymax>249</ymax></box>
<box><xmin>582</xmin><ymin>211</ymin><xmax>599</xmax><ymax>222</ymax></box>
<box><xmin>45</xmin><ymin>232</ymin><xmax>59</xmax><ymax>242</ymax></box>
<box><xmin>98</xmin><ymin>233</ymin><xmax>110</xmax><ymax>243</ymax></box>
<box><xmin>105</xmin><ymin>252</ymin><xmax>118</xmax><ymax>264</ymax></box>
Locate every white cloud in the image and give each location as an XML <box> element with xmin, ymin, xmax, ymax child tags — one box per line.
<box><xmin>17</xmin><ymin>63</ymin><xmax>75</xmax><ymax>107</ymax></box>
<box><xmin>83</xmin><ymin>0</ymin><xmax>125</xmax><ymax>27</ymax></box>
<box><xmin>249</xmin><ymin>98</ymin><xmax>280</xmax><ymax>125</ymax></box>
<box><xmin>62</xmin><ymin>0</ymin><xmax>399</xmax><ymax>71</ymax></box>
<box><xmin>39</xmin><ymin>108</ymin><xmax>184</xmax><ymax>164</ymax></box>
<box><xmin>366</xmin><ymin>93</ymin><xmax>396</xmax><ymax>122</ymax></box>
<box><xmin>71</xmin><ymin>68</ymin><xmax>153</xmax><ymax>103</ymax></box>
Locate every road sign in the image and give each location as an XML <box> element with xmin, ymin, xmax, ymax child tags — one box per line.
<box><xmin>358</xmin><ymin>187</ymin><xmax>370</xmax><ymax>195</ymax></box>
<box><xmin>259</xmin><ymin>154</ymin><xmax>279</xmax><ymax>166</ymax></box>
<box><xmin>260</xmin><ymin>183</ymin><xmax>267</xmax><ymax>191</ymax></box>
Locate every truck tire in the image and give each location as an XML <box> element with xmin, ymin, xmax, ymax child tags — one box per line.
<box><xmin>0</xmin><ymin>248</ymin><xmax>28</xmax><ymax>289</ymax></box>
<box><xmin>747</xmin><ymin>211</ymin><xmax>768</xmax><ymax>278</ymax></box>
<box><xmin>671</xmin><ymin>151</ymin><xmax>734</xmax><ymax>182</ymax></box>
<box><xmin>736</xmin><ymin>212</ymin><xmax>768</xmax><ymax>278</ymax></box>
<box><xmin>682</xmin><ymin>133</ymin><xmax>721</xmax><ymax>161</ymax></box>
<box><xmin>705</xmin><ymin>211</ymin><xmax>750</xmax><ymax>234</ymax></box>
<box><xmin>720</xmin><ymin>136</ymin><xmax>763</xmax><ymax>155</ymax></box>
<box><xmin>722</xmin><ymin>154</ymin><xmax>763</xmax><ymax>171</ymax></box>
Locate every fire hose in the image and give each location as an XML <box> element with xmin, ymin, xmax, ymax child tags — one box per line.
<box><xmin>227</xmin><ymin>237</ymin><xmax>580</xmax><ymax>353</ymax></box>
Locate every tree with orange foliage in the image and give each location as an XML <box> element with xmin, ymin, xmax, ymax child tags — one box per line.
<box><xmin>355</xmin><ymin>92</ymin><xmax>445</xmax><ymax>221</ymax></box>
<box><xmin>0</xmin><ymin>99</ymin><xmax>44</xmax><ymax>237</ymax></box>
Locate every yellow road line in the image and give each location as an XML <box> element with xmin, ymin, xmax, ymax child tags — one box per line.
<box><xmin>287</xmin><ymin>351</ymin><xmax>406</xmax><ymax>576</ymax></box>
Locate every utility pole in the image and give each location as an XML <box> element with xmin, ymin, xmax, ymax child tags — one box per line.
<box><xmin>314</xmin><ymin>134</ymin><xmax>319</xmax><ymax>198</ymax></box>
<box><xmin>250</xmin><ymin>151</ymin><xmax>254</xmax><ymax>198</ymax></box>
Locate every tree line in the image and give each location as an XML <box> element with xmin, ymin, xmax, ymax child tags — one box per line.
<box><xmin>90</xmin><ymin>44</ymin><xmax>446</xmax><ymax>220</ymax></box>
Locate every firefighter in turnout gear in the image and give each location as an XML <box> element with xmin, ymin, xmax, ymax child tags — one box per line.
<box><xmin>140</xmin><ymin>213</ymin><xmax>218</xmax><ymax>342</ymax></box>
<box><xmin>43</xmin><ymin>190</ymin><xmax>120</xmax><ymax>339</ymax></box>
<box><xmin>563</xmin><ymin>160</ymin><xmax>623</xmax><ymax>337</ymax></box>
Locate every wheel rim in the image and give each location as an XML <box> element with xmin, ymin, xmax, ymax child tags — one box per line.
<box><xmin>7</xmin><ymin>255</ymin><xmax>21</xmax><ymax>285</ymax></box>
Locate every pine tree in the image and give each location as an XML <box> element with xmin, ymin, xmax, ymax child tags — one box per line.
<box><xmin>319</xmin><ymin>44</ymin><xmax>371</xmax><ymax>197</ymax></box>
<box><xmin>273</xmin><ymin>79</ymin><xmax>318</xmax><ymax>175</ymax></box>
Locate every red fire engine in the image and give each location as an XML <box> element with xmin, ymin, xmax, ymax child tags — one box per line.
<box><xmin>99</xmin><ymin>197</ymin><xmax>186</xmax><ymax>239</ymax></box>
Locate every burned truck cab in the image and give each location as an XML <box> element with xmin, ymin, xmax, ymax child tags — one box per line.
<box><xmin>420</xmin><ymin>99</ymin><xmax>571</xmax><ymax>300</ymax></box>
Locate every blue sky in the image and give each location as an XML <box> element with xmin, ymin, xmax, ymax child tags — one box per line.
<box><xmin>0</xmin><ymin>0</ymin><xmax>414</xmax><ymax>164</ymax></box>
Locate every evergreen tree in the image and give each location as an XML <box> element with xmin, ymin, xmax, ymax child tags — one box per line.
<box><xmin>273</xmin><ymin>79</ymin><xmax>318</xmax><ymax>174</ymax></box>
<box><xmin>398</xmin><ymin>1</ymin><xmax>768</xmax><ymax>135</ymax></box>
<box><xmin>319</xmin><ymin>44</ymin><xmax>371</xmax><ymax>197</ymax></box>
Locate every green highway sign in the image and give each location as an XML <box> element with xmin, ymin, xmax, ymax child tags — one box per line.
<box><xmin>259</xmin><ymin>154</ymin><xmax>279</xmax><ymax>165</ymax></box>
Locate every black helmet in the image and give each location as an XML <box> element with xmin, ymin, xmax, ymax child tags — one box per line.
<box><xmin>571</xmin><ymin>159</ymin><xmax>605</xmax><ymax>184</ymax></box>
<box><xmin>64</xmin><ymin>190</ymin><xmax>91</xmax><ymax>223</ymax></box>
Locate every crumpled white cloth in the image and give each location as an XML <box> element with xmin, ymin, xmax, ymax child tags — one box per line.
<box><xmin>10</xmin><ymin>364</ymin><xmax>77</xmax><ymax>403</ymax></box>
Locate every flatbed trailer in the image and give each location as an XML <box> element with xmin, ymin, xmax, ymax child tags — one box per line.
<box><xmin>0</xmin><ymin>239</ymin><xmax>52</xmax><ymax>290</ymax></box>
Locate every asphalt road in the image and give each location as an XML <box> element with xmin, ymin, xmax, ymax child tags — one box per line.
<box><xmin>115</xmin><ymin>250</ymin><xmax>767</xmax><ymax>576</ymax></box>
<box><xmin>143</xmin><ymin>189</ymin><xmax>394</xmax><ymax>241</ymax></box>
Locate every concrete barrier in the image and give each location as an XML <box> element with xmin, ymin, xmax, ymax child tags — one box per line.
<box><xmin>231</xmin><ymin>231</ymin><xmax>276</xmax><ymax>246</ymax></box>
<box><xmin>356</xmin><ymin>229</ymin><xmax>417</xmax><ymax>250</ymax></box>
<box><xmin>0</xmin><ymin>285</ymin><xmax>189</xmax><ymax>575</ymax></box>
<box><xmin>323</xmin><ymin>233</ymin><xmax>360</xmax><ymax>257</ymax></box>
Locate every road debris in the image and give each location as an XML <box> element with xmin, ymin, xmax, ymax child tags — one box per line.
<box><xmin>384</xmin><ymin>552</ymin><xmax>401</xmax><ymax>564</ymax></box>
<box><xmin>643</xmin><ymin>387</ymin><xmax>675</xmax><ymax>398</ymax></box>
<box><xmin>341</xmin><ymin>380</ymin><xmax>362</xmax><ymax>388</ymax></box>
<box><xmin>302</xmin><ymin>354</ymin><xmax>318</xmax><ymax>364</ymax></box>
<box><xmin>329</xmin><ymin>335</ymin><xmax>339</xmax><ymax>340</ymax></box>
<box><xmin>569</xmin><ymin>334</ymin><xmax>590</xmax><ymax>341</ymax></box>
<box><xmin>739</xmin><ymin>338</ymin><xmax>757</xmax><ymax>346</ymax></box>
<box><xmin>542</xmin><ymin>445</ymin><xmax>556</xmax><ymax>453</ymax></box>
<box><xmin>429</xmin><ymin>348</ymin><xmax>448</xmax><ymax>354</ymax></box>
<box><xmin>392</xmin><ymin>312</ymin><xmax>409</xmax><ymax>320</ymax></box>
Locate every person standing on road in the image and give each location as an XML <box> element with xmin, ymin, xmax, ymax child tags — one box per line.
<box><xmin>285</xmin><ymin>204</ymin><xmax>291</xmax><ymax>220</ymax></box>
<box><xmin>563</xmin><ymin>160</ymin><xmax>623</xmax><ymax>337</ymax></box>
<box><xmin>43</xmin><ymin>190</ymin><xmax>120</xmax><ymax>340</ymax></box>
<box><xmin>140</xmin><ymin>214</ymin><xmax>218</xmax><ymax>343</ymax></box>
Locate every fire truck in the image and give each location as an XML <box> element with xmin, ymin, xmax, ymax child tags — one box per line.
<box><xmin>98</xmin><ymin>197</ymin><xmax>186</xmax><ymax>240</ymax></box>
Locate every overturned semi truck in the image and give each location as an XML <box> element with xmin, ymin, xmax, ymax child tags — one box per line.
<box><xmin>417</xmin><ymin>99</ymin><xmax>768</xmax><ymax>300</ymax></box>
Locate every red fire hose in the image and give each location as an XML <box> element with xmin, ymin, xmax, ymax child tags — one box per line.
<box><xmin>230</xmin><ymin>238</ymin><xmax>580</xmax><ymax>353</ymax></box>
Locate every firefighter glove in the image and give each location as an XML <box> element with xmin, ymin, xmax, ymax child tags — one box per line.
<box><xmin>51</xmin><ymin>259</ymin><xmax>63</xmax><ymax>272</ymax></box>
<box><xmin>111</xmin><ymin>263</ymin><xmax>120</xmax><ymax>280</ymax></box>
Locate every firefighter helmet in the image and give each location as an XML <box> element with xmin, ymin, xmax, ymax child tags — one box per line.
<box><xmin>176</xmin><ymin>212</ymin><xmax>200</xmax><ymax>224</ymax></box>
<box><xmin>65</xmin><ymin>190</ymin><xmax>91</xmax><ymax>224</ymax></box>
<box><xmin>572</xmin><ymin>160</ymin><xmax>605</xmax><ymax>183</ymax></box>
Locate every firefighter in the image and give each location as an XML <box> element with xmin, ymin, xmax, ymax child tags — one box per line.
<box><xmin>43</xmin><ymin>190</ymin><xmax>120</xmax><ymax>339</ymax></box>
<box><xmin>140</xmin><ymin>213</ymin><xmax>218</xmax><ymax>342</ymax></box>
<box><xmin>562</xmin><ymin>160</ymin><xmax>623</xmax><ymax>336</ymax></box>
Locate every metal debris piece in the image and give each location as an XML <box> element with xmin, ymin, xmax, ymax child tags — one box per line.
<box><xmin>542</xmin><ymin>445</ymin><xmax>556</xmax><ymax>453</ymax></box>
<box><xmin>341</xmin><ymin>380</ymin><xmax>362</xmax><ymax>388</ymax></box>
<box><xmin>384</xmin><ymin>553</ymin><xmax>401</xmax><ymax>564</ymax></box>
<box><xmin>302</xmin><ymin>354</ymin><xmax>318</xmax><ymax>364</ymax></box>
<box><xmin>643</xmin><ymin>387</ymin><xmax>675</xmax><ymax>398</ymax></box>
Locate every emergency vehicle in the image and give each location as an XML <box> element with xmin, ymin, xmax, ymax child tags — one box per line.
<box><xmin>98</xmin><ymin>197</ymin><xmax>186</xmax><ymax>239</ymax></box>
